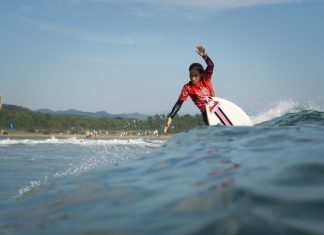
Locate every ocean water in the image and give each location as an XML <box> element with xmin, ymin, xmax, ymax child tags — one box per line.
<box><xmin>1</xmin><ymin>101</ymin><xmax>324</xmax><ymax>235</ymax></box>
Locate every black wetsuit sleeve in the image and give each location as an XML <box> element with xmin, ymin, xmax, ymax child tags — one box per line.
<box><xmin>168</xmin><ymin>99</ymin><xmax>184</xmax><ymax>119</ymax></box>
<box><xmin>202</xmin><ymin>54</ymin><xmax>214</xmax><ymax>75</ymax></box>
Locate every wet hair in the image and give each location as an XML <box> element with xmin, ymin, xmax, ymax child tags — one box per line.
<box><xmin>189</xmin><ymin>63</ymin><xmax>204</xmax><ymax>74</ymax></box>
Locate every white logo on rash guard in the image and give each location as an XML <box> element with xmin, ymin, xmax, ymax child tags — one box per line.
<box><xmin>197</xmin><ymin>87</ymin><xmax>210</xmax><ymax>97</ymax></box>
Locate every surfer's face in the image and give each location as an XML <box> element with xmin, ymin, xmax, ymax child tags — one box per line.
<box><xmin>189</xmin><ymin>70</ymin><xmax>201</xmax><ymax>84</ymax></box>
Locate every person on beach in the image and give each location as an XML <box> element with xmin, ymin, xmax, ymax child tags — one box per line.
<box><xmin>163</xmin><ymin>45</ymin><xmax>215</xmax><ymax>133</ymax></box>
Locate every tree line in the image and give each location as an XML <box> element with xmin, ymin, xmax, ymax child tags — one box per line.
<box><xmin>0</xmin><ymin>104</ymin><xmax>204</xmax><ymax>134</ymax></box>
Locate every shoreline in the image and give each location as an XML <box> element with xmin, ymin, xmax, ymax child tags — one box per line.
<box><xmin>0</xmin><ymin>131</ymin><xmax>172</xmax><ymax>141</ymax></box>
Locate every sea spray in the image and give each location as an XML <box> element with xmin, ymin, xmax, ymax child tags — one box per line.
<box><xmin>251</xmin><ymin>99</ymin><xmax>323</xmax><ymax>125</ymax></box>
<box><xmin>0</xmin><ymin>138</ymin><xmax>164</xmax><ymax>201</ymax></box>
<box><xmin>251</xmin><ymin>99</ymin><xmax>299</xmax><ymax>124</ymax></box>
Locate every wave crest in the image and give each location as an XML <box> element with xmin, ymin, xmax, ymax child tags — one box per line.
<box><xmin>251</xmin><ymin>99</ymin><xmax>322</xmax><ymax>125</ymax></box>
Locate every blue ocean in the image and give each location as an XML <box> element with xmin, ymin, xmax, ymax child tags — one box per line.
<box><xmin>1</xmin><ymin>101</ymin><xmax>324</xmax><ymax>235</ymax></box>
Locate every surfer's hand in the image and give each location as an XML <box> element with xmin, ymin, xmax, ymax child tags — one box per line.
<box><xmin>196</xmin><ymin>45</ymin><xmax>207</xmax><ymax>57</ymax></box>
<box><xmin>163</xmin><ymin>125</ymin><xmax>169</xmax><ymax>134</ymax></box>
<box><xmin>163</xmin><ymin>117</ymin><xmax>172</xmax><ymax>134</ymax></box>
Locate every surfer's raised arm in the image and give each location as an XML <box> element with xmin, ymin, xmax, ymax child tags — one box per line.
<box><xmin>197</xmin><ymin>44</ymin><xmax>214</xmax><ymax>80</ymax></box>
<box><xmin>164</xmin><ymin>44</ymin><xmax>215</xmax><ymax>134</ymax></box>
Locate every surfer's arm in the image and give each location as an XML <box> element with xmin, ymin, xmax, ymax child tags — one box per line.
<box><xmin>164</xmin><ymin>99</ymin><xmax>184</xmax><ymax>133</ymax></box>
<box><xmin>202</xmin><ymin>54</ymin><xmax>214</xmax><ymax>77</ymax></box>
<box><xmin>168</xmin><ymin>99</ymin><xmax>184</xmax><ymax>119</ymax></box>
<box><xmin>196</xmin><ymin>45</ymin><xmax>214</xmax><ymax>78</ymax></box>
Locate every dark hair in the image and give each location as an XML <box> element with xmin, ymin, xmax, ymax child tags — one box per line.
<box><xmin>189</xmin><ymin>63</ymin><xmax>204</xmax><ymax>74</ymax></box>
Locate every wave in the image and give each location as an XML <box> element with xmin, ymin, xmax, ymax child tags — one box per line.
<box><xmin>10</xmin><ymin>108</ymin><xmax>324</xmax><ymax>199</ymax></box>
<box><xmin>9</xmin><ymin>138</ymin><xmax>164</xmax><ymax>200</ymax></box>
<box><xmin>3</xmin><ymin>110</ymin><xmax>324</xmax><ymax>234</ymax></box>
<box><xmin>251</xmin><ymin>99</ymin><xmax>300</xmax><ymax>124</ymax></box>
<box><xmin>10</xmin><ymin>123</ymin><xmax>324</xmax><ymax>234</ymax></box>
<box><xmin>251</xmin><ymin>99</ymin><xmax>323</xmax><ymax>126</ymax></box>
<box><xmin>4</xmin><ymin>99</ymin><xmax>324</xmax><ymax>203</ymax></box>
<box><xmin>0</xmin><ymin>137</ymin><xmax>163</xmax><ymax>147</ymax></box>
<box><xmin>17</xmin><ymin>180</ymin><xmax>41</xmax><ymax>197</ymax></box>
<box><xmin>259</xmin><ymin>110</ymin><xmax>324</xmax><ymax>127</ymax></box>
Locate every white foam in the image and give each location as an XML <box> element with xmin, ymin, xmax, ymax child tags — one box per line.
<box><xmin>17</xmin><ymin>180</ymin><xmax>41</xmax><ymax>196</ymax></box>
<box><xmin>53</xmin><ymin>141</ymin><xmax>159</xmax><ymax>178</ymax></box>
<box><xmin>0</xmin><ymin>137</ymin><xmax>65</xmax><ymax>146</ymax></box>
<box><xmin>250</xmin><ymin>99</ymin><xmax>323</xmax><ymax>125</ymax></box>
<box><xmin>12</xmin><ymin>138</ymin><xmax>164</xmax><ymax>199</ymax></box>
<box><xmin>0</xmin><ymin>137</ymin><xmax>164</xmax><ymax>147</ymax></box>
<box><xmin>305</xmin><ymin>100</ymin><xmax>322</xmax><ymax>112</ymax></box>
<box><xmin>251</xmin><ymin>99</ymin><xmax>299</xmax><ymax>125</ymax></box>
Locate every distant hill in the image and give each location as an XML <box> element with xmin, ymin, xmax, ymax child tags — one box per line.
<box><xmin>0</xmin><ymin>104</ymin><xmax>203</xmax><ymax>133</ymax></box>
<box><xmin>2</xmin><ymin>104</ymin><xmax>32</xmax><ymax>112</ymax></box>
<box><xmin>35</xmin><ymin>108</ymin><xmax>148</xmax><ymax>120</ymax></box>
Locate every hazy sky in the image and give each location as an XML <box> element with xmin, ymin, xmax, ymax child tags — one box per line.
<box><xmin>1</xmin><ymin>0</ymin><xmax>323</xmax><ymax>114</ymax></box>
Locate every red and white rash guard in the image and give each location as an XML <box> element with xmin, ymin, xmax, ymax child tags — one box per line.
<box><xmin>178</xmin><ymin>55</ymin><xmax>215</xmax><ymax>112</ymax></box>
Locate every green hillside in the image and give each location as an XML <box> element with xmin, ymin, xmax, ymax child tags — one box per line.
<box><xmin>0</xmin><ymin>104</ymin><xmax>204</xmax><ymax>134</ymax></box>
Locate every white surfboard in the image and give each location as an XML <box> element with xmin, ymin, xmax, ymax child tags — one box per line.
<box><xmin>205</xmin><ymin>97</ymin><xmax>252</xmax><ymax>126</ymax></box>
